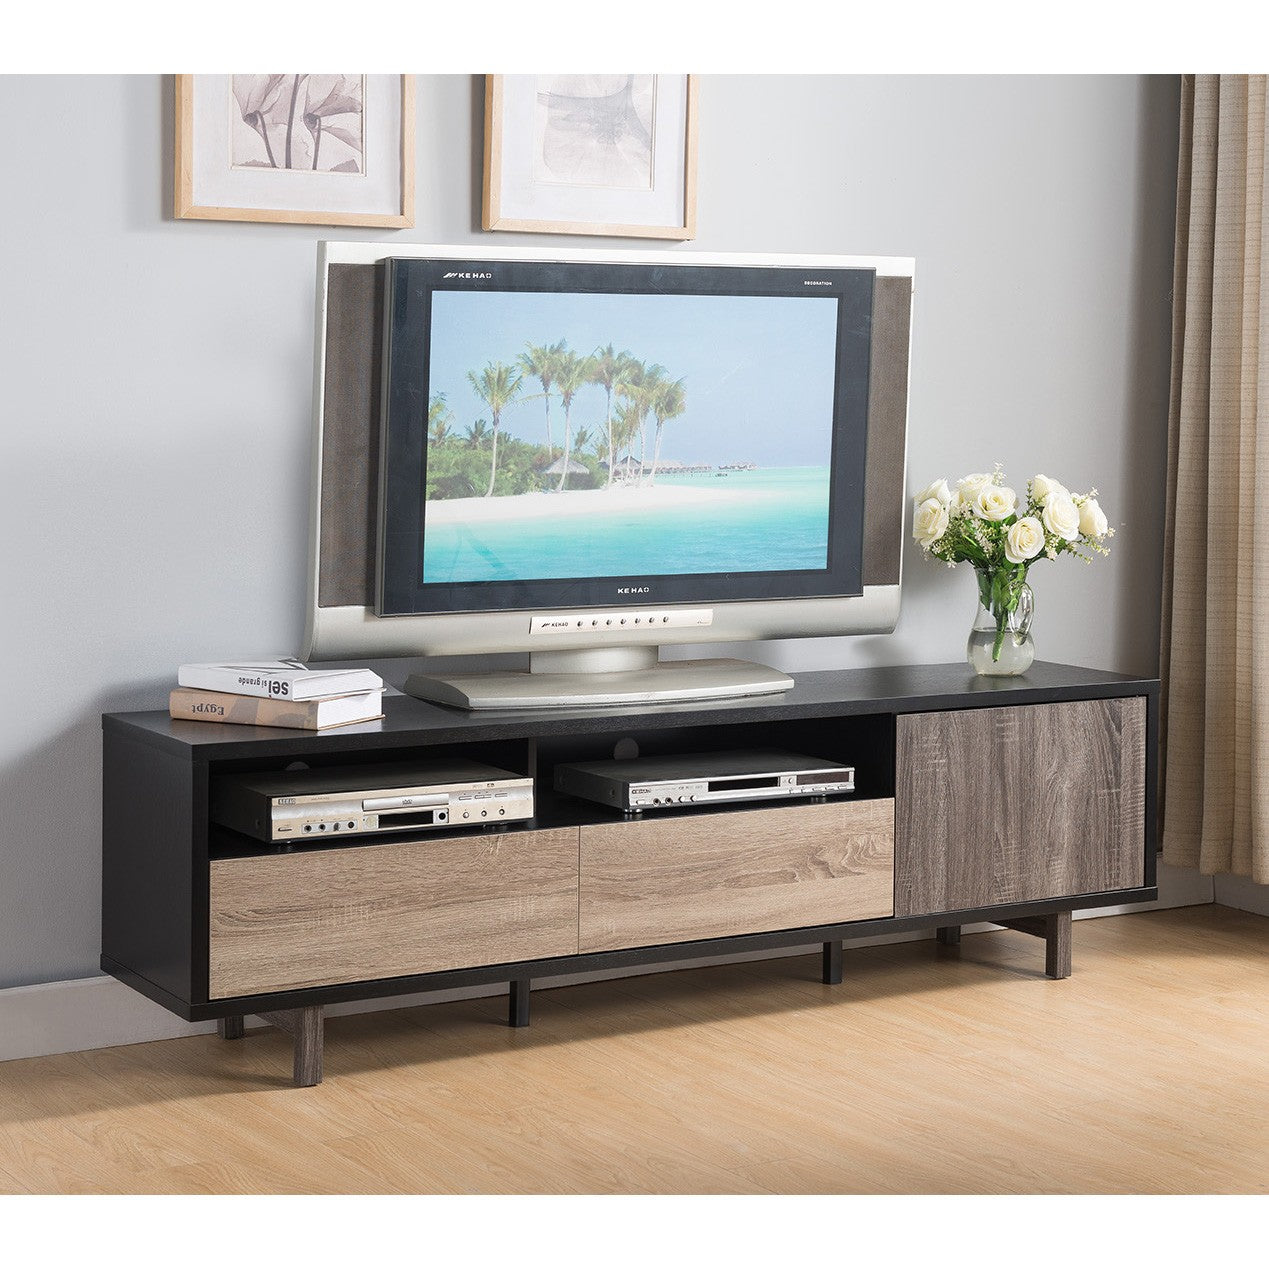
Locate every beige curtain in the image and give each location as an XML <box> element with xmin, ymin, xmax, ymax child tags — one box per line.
<box><xmin>1161</xmin><ymin>75</ymin><xmax>1269</xmax><ymax>884</ymax></box>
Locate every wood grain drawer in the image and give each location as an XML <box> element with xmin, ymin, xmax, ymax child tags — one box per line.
<box><xmin>209</xmin><ymin>827</ymin><xmax>579</xmax><ymax>998</ymax></box>
<box><xmin>578</xmin><ymin>799</ymin><xmax>895</xmax><ymax>953</ymax></box>
<box><xmin>895</xmin><ymin>697</ymin><xmax>1146</xmax><ymax>916</ymax></box>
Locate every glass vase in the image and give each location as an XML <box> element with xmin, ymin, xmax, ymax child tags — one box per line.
<box><xmin>967</xmin><ymin>565</ymin><xmax>1035</xmax><ymax>676</ymax></box>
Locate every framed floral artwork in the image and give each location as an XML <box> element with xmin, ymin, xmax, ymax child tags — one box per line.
<box><xmin>175</xmin><ymin>74</ymin><xmax>414</xmax><ymax>227</ymax></box>
<box><xmin>483</xmin><ymin>75</ymin><xmax>698</xmax><ymax>239</ymax></box>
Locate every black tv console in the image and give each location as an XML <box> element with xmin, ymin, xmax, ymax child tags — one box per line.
<box><xmin>101</xmin><ymin>662</ymin><xmax>1157</xmax><ymax>1087</ymax></box>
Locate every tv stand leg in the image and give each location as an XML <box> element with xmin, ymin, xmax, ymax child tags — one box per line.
<box><xmin>936</xmin><ymin>925</ymin><xmax>961</xmax><ymax>946</ymax></box>
<box><xmin>999</xmin><ymin>911</ymin><xmax>1073</xmax><ymax>980</ymax></box>
<box><xmin>821</xmin><ymin>940</ymin><xmax>843</xmax><ymax>985</ymax></box>
<box><xmin>217</xmin><ymin>1015</ymin><xmax>245</xmax><ymax>1040</ymax></box>
<box><xmin>1045</xmin><ymin>911</ymin><xmax>1073</xmax><ymax>980</ymax></box>
<box><xmin>509</xmin><ymin>978</ymin><xmax>531</xmax><ymax>1027</ymax></box>
<box><xmin>260</xmin><ymin>1006</ymin><xmax>324</xmax><ymax>1087</ymax></box>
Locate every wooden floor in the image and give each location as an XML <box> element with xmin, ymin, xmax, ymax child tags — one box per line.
<box><xmin>0</xmin><ymin>904</ymin><xmax>1265</xmax><ymax>1194</ymax></box>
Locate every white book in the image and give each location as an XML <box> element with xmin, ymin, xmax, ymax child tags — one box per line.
<box><xmin>177</xmin><ymin>659</ymin><xmax>383</xmax><ymax>701</ymax></box>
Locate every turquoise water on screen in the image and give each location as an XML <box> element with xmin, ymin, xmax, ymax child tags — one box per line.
<box><xmin>422</xmin><ymin>467</ymin><xmax>831</xmax><ymax>584</ymax></box>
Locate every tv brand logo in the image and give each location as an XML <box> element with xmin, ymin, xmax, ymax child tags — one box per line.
<box><xmin>803</xmin><ymin>279</ymin><xmax>833</xmax><ymax>286</ymax></box>
<box><xmin>617</xmin><ymin>586</ymin><xmax>651</xmax><ymax>595</ymax></box>
<box><xmin>442</xmin><ymin>271</ymin><xmax>492</xmax><ymax>280</ymax></box>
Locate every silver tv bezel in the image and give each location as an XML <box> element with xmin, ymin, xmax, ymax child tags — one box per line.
<box><xmin>302</xmin><ymin>241</ymin><xmax>913</xmax><ymax>664</ymax></box>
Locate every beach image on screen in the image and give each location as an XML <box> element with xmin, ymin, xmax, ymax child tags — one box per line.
<box><xmin>420</xmin><ymin>289</ymin><xmax>840</xmax><ymax>585</ymax></box>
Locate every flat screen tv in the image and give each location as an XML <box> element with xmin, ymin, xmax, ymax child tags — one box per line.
<box><xmin>302</xmin><ymin>243</ymin><xmax>914</xmax><ymax>709</ymax></box>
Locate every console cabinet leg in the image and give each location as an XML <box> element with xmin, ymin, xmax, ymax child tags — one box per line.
<box><xmin>999</xmin><ymin>912</ymin><xmax>1074</xmax><ymax>980</ymax></box>
<box><xmin>217</xmin><ymin>1015</ymin><xmax>245</xmax><ymax>1040</ymax></box>
<box><xmin>936</xmin><ymin>926</ymin><xmax>962</xmax><ymax>946</ymax></box>
<box><xmin>260</xmin><ymin>1006</ymin><xmax>324</xmax><ymax>1087</ymax></box>
<box><xmin>509</xmin><ymin>978</ymin><xmax>531</xmax><ymax>1027</ymax></box>
<box><xmin>822</xmin><ymin>940</ymin><xmax>843</xmax><ymax>985</ymax></box>
<box><xmin>1046</xmin><ymin>911</ymin><xmax>1073</xmax><ymax>980</ymax></box>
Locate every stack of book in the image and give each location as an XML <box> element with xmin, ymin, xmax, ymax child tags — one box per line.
<box><xmin>170</xmin><ymin>660</ymin><xmax>385</xmax><ymax>731</ymax></box>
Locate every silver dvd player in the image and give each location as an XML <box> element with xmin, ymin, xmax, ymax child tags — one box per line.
<box><xmin>212</xmin><ymin>760</ymin><xmax>534</xmax><ymax>843</ymax></box>
<box><xmin>554</xmin><ymin>750</ymin><xmax>855</xmax><ymax>814</ymax></box>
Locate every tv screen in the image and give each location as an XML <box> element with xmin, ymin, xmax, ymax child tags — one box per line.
<box><xmin>378</xmin><ymin>258</ymin><xmax>874</xmax><ymax>616</ymax></box>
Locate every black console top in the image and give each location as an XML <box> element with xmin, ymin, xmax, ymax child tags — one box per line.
<box><xmin>102</xmin><ymin>662</ymin><xmax>1159</xmax><ymax>763</ymax></box>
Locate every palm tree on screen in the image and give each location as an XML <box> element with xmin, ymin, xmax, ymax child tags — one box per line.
<box><xmin>612</xmin><ymin>400</ymin><xmax>639</xmax><ymax>481</ymax></box>
<box><xmin>590</xmin><ymin>344</ymin><xmax>634</xmax><ymax>485</ymax></box>
<box><xmin>554</xmin><ymin>350</ymin><xmax>595</xmax><ymax>491</ymax></box>
<box><xmin>518</xmin><ymin>340</ymin><xmax>566</xmax><ymax>457</ymax></box>
<box><xmin>462</xmin><ymin>418</ymin><xmax>490</xmax><ymax>448</ymax></box>
<box><xmin>466</xmin><ymin>362</ymin><xmax>524</xmax><ymax>497</ymax></box>
<box><xmin>616</xmin><ymin>360</ymin><xmax>666</xmax><ymax>484</ymax></box>
<box><xmin>646</xmin><ymin>377</ymin><xmax>686</xmax><ymax>486</ymax></box>
<box><xmin>572</xmin><ymin>426</ymin><xmax>596</xmax><ymax>461</ymax></box>
<box><xmin>428</xmin><ymin>393</ymin><xmax>453</xmax><ymax>445</ymax></box>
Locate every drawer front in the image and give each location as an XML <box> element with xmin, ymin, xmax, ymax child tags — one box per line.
<box><xmin>578</xmin><ymin>799</ymin><xmax>895</xmax><ymax>954</ymax></box>
<box><xmin>209</xmin><ymin>827</ymin><xmax>579</xmax><ymax>998</ymax></box>
<box><xmin>895</xmin><ymin>697</ymin><xmax>1146</xmax><ymax>916</ymax></box>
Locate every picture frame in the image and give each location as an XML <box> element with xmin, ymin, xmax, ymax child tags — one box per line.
<box><xmin>175</xmin><ymin>74</ymin><xmax>414</xmax><ymax>227</ymax></box>
<box><xmin>483</xmin><ymin>75</ymin><xmax>698</xmax><ymax>240</ymax></box>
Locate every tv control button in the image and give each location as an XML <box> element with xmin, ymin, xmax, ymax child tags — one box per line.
<box><xmin>462</xmin><ymin>811</ymin><xmax>470</xmax><ymax>819</ymax></box>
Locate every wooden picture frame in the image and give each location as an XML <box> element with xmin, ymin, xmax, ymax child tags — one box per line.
<box><xmin>175</xmin><ymin>74</ymin><xmax>415</xmax><ymax>228</ymax></box>
<box><xmin>483</xmin><ymin>75</ymin><xmax>697</xmax><ymax>240</ymax></box>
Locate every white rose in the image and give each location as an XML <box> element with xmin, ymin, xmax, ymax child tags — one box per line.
<box><xmin>1078</xmin><ymin>497</ymin><xmax>1109</xmax><ymax>538</ymax></box>
<box><xmin>974</xmin><ymin>484</ymin><xmax>1017</xmax><ymax>522</ymax></box>
<box><xmin>1005</xmin><ymin>515</ymin><xmax>1045</xmax><ymax>564</ymax></box>
<box><xmin>913</xmin><ymin>497</ymin><xmax>950</xmax><ymax>548</ymax></box>
<box><xmin>1042</xmin><ymin>494</ymin><xmax>1081</xmax><ymax>541</ymax></box>
<box><xmin>1032</xmin><ymin>473</ymin><xmax>1070</xmax><ymax>504</ymax></box>
<box><xmin>914</xmin><ymin>478</ymin><xmax>952</xmax><ymax>507</ymax></box>
<box><xmin>953</xmin><ymin>472</ymin><xmax>993</xmax><ymax>510</ymax></box>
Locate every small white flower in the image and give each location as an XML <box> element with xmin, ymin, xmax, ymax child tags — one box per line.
<box><xmin>1005</xmin><ymin>515</ymin><xmax>1045</xmax><ymax>563</ymax></box>
<box><xmin>1079</xmin><ymin>497</ymin><xmax>1109</xmax><ymax>538</ymax></box>
<box><xmin>914</xmin><ymin>478</ymin><xmax>952</xmax><ymax>507</ymax></box>
<box><xmin>913</xmin><ymin>497</ymin><xmax>950</xmax><ymax>547</ymax></box>
<box><xmin>1032</xmin><ymin>473</ymin><xmax>1071</xmax><ymax>505</ymax></box>
<box><xmin>1042</xmin><ymin>494</ymin><xmax>1081</xmax><ymax>542</ymax></box>
<box><xmin>974</xmin><ymin>484</ymin><xmax>1017</xmax><ymax>522</ymax></box>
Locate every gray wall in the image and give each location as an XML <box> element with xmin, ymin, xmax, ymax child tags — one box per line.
<box><xmin>0</xmin><ymin>75</ymin><xmax>1180</xmax><ymax>989</ymax></box>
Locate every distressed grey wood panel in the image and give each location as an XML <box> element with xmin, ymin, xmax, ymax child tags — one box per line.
<box><xmin>895</xmin><ymin>698</ymin><xmax>1146</xmax><ymax>915</ymax></box>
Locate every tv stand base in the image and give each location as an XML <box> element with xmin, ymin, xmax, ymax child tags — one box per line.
<box><xmin>405</xmin><ymin>656</ymin><xmax>794</xmax><ymax>710</ymax></box>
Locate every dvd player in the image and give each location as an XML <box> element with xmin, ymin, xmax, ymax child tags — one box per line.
<box><xmin>212</xmin><ymin>760</ymin><xmax>534</xmax><ymax>843</ymax></box>
<box><xmin>554</xmin><ymin>750</ymin><xmax>855</xmax><ymax>814</ymax></box>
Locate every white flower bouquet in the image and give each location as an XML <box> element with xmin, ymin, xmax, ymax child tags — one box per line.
<box><xmin>912</xmin><ymin>466</ymin><xmax>1113</xmax><ymax>671</ymax></box>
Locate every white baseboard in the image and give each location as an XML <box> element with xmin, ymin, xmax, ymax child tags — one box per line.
<box><xmin>0</xmin><ymin>860</ymin><xmax>1216</xmax><ymax>1065</ymax></box>
<box><xmin>1214</xmin><ymin>872</ymin><xmax>1269</xmax><ymax>916</ymax></box>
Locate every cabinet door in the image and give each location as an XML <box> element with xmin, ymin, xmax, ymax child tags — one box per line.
<box><xmin>895</xmin><ymin>698</ymin><xmax>1146</xmax><ymax>916</ymax></box>
<box><xmin>209</xmin><ymin>827</ymin><xmax>579</xmax><ymax>998</ymax></box>
<box><xmin>579</xmin><ymin>799</ymin><xmax>894</xmax><ymax>954</ymax></box>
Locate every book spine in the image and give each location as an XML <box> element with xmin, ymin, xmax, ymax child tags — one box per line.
<box><xmin>169</xmin><ymin>688</ymin><xmax>323</xmax><ymax>729</ymax></box>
